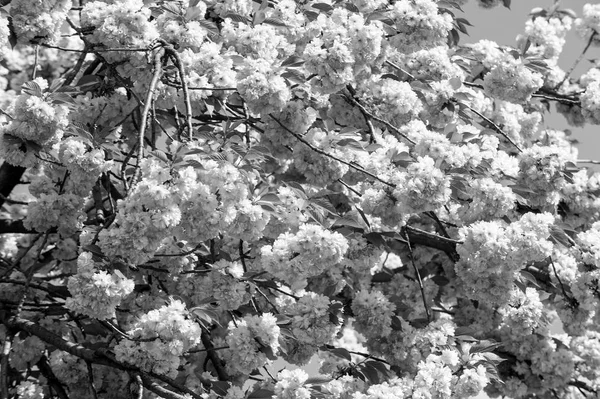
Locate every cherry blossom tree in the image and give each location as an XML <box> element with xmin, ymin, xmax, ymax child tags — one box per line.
<box><xmin>1</xmin><ymin>0</ymin><xmax>600</xmax><ymax>398</ymax></box>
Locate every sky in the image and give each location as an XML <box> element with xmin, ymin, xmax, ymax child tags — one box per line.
<box><xmin>459</xmin><ymin>0</ymin><xmax>600</xmax><ymax>164</ymax></box>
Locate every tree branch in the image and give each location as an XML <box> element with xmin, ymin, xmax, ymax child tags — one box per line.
<box><xmin>269</xmin><ymin>114</ymin><xmax>395</xmax><ymax>187</ymax></box>
<box><xmin>131</xmin><ymin>48</ymin><xmax>164</xmax><ymax>188</ymax></box>
<box><xmin>201</xmin><ymin>330</ymin><xmax>229</xmax><ymax>381</ymax></box>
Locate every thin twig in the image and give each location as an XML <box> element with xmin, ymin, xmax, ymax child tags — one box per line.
<box><xmin>239</xmin><ymin>239</ymin><xmax>248</xmax><ymax>273</ymax></box>
<box><xmin>403</xmin><ymin>226</ymin><xmax>431</xmax><ymax>321</ymax></box>
<box><xmin>32</xmin><ymin>45</ymin><xmax>39</xmax><ymax>80</ymax></box>
<box><xmin>557</xmin><ymin>31</ymin><xmax>597</xmax><ymax>89</ymax></box>
<box><xmin>385</xmin><ymin>60</ymin><xmax>415</xmax><ymax>80</ymax></box>
<box><xmin>164</xmin><ymin>44</ymin><xmax>193</xmax><ymax>140</ymax></box>
<box><xmin>254</xmin><ymin>286</ymin><xmax>279</xmax><ymax>314</ymax></box>
<box><xmin>577</xmin><ymin>159</ymin><xmax>600</xmax><ymax>165</ymax></box>
<box><xmin>86</xmin><ymin>361</ymin><xmax>99</xmax><ymax>399</ymax></box>
<box><xmin>64</xmin><ymin>45</ymin><xmax>89</xmax><ymax>85</ymax></box>
<box><xmin>530</xmin><ymin>92</ymin><xmax>580</xmax><ymax>105</ymax></box>
<box><xmin>269</xmin><ymin>115</ymin><xmax>396</xmax><ymax>187</ymax></box>
<box><xmin>344</xmin><ymin>87</ymin><xmax>416</xmax><ymax>145</ymax></box>
<box><xmin>549</xmin><ymin>256</ymin><xmax>578</xmax><ymax>308</ymax></box>
<box><xmin>463</xmin><ymin>104</ymin><xmax>523</xmax><ymax>152</ymax></box>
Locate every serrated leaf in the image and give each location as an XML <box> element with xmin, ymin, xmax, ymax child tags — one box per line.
<box><xmin>150</xmin><ymin>149</ymin><xmax>170</xmax><ymax>163</ymax></box>
<box><xmin>281</xmin><ymin>55</ymin><xmax>305</xmax><ymax>67</ymax></box>
<box><xmin>312</xmin><ymin>3</ymin><xmax>334</xmax><ymax>13</ymax></box>
<box><xmin>306</xmin><ymin>377</ymin><xmax>332</xmax><ymax>385</ymax></box>
<box><xmin>358</xmin><ymin>363</ymin><xmax>381</xmax><ymax>384</ymax></box>
<box><xmin>197</xmin><ymin>19</ymin><xmax>220</xmax><ymax>37</ymax></box>
<box><xmin>210</xmin><ymin>381</ymin><xmax>230</xmax><ymax>396</ymax></box>
<box><xmin>21</xmin><ymin>80</ymin><xmax>43</xmax><ymax>97</ymax></box>
<box><xmin>223</xmin><ymin>13</ymin><xmax>249</xmax><ymax>23</ymax></box>
<box><xmin>262</xmin><ymin>17</ymin><xmax>288</xmax><ymax>27</ymax></box>
<box><xmin>248</xmin><ymin>389</ymin><xmax>275</xmax><ymax>399</ymax></box>
<box><xmin>470</xmin><ymin>341</ymin><xmax>503</xmax><ymax>354</ymax></box>
<box><xmin>275</xmin><ymin>314</ymin><xmax>292</xmax><ymax>325</ymax></box>
<box><xmin>519</xmin><ymin>270</ymin><xmax>540</xmax><ymax>288</ymax></box>
<box><xmin>48</xmin><ymin>78</ymin><xmax>65</xmax><ymax>93</ymax></box>
<box><xmin>328</xmin><ymin>347</ymin><xmax>352</xmax><ymax>361</ymax></box>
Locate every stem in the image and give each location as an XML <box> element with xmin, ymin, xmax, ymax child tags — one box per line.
<box><xmin>32</xmin><ymin>45</ymin><xmax>39</xmax><ymax>80</ymax></box>
<box><xmin>132</xmin><ymin>49</ymin><xmax>164</xmax><ymax>188</ymax></box>
<box><xmin>550</xmin><ymin>256</ymin><xmax>578</xmax><ymax>308</ymax></box>
<box><xmin>464</xmin><ymin>104</ymin><xmax>522</xmax><ymax>153</ymax></box>
<box><xmin>403</xmin><ymin>226</ymin><xmax>432</xmax><ymax>322</ymax></box>
<box><xmin>200</xmin><ymin>330</ymin><xmax>229</xmax><ymax>381</ymax></box>
<box><xmin>64</xmin><ymin>45</ymin><xmax>89</xmax><ymax>86</ymax></box>
<box><xmin>344</xmin><ymin>86</ymin><xmax>416</xmax><ymax>145</ymax></box>
<box><xmin>557</xmin><ymin>31</ymin><xmax>597</xmax><ymax>89</ymax></box>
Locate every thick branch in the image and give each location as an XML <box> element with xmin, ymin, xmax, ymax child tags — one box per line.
<box><xmin>201</xmin><ymin>331</ymin><xmax>229</xmax><ymax>381</ymax></box>
<box><xmin>132</xmin><ymin>49</ymin><xmax>164</xmax><ymax>189</ymax></box>
<box><xmin>37</xmin><ymin>356</ymin><xmax>70</xmax><ymax>399</ymax></box>
<box><xmin>1</xmin><ymin>315</ymin><xmax>204</xmax><ymax>399</ymax></box>
<box><xmin>399</xmin><ymin>225</ymin><xmax>461</xmax><ymax>261</ymax></box>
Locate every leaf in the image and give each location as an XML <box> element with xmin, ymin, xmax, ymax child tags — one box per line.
<box><xmin>281</xmin><ymin>69</ymin><xmax>306</xmax><ymax>84</ymax></box>
<box><xmin>281</xmin><ymin>55</ymin><xmax>305</xmax><ymax>67</ymax></box>
<box><xmin>161</xmin><ymin>2</ymin><xmax>182</xmax><ymax>16</ymax></box>
<box><xmin>311</xmin><ymin>3</ymin><xmax>334</xmax><ymax>13</ymax></box>
<box><xmin>275</xmin><ymin>314</ymin><xmax>292</xmax><ymax>325</ymax></box>
<box><xmin>358</xmin><ymin>362</ymin><xmax>381</xmax><ymax>384</ymax></box>
<box><xmin>502</xmin><ymin>0</ymin><xmax>511</xmax><ymax>9</ymax></box>
<box><xmin>431</xmin><ymin>275</ymin><xmax>450</xmax><ymax>286</ymax></box>
<box><xmin>48</xmin><ymin>78</ymin><xmax>66</xmax><ymax>93</ymax></box>
<box><xmin>150</xmin><ymin>149</ymin><xmax>170</xmax><ymax>164</ymax></box>
<box><xmin>328</xmin><ymin>347</ymin><xmax>352</xmax><ymax>361</ymax></box>
<box><xmin>519</xmin><ymin>270</ymin><xmax>540</xmax><ymax>288</ymax></box>
<box><xmin>365</xmin><ymin>360</ymin><xmax>389</xmax><ymax>376</ymax></box>
<box><xmin>210</xmin><ymin>381</ymin><xmax>230</xmax><ymax>396</ymax></box>
<box><xmin>470</xmin><ymin>341</ymin><xmax>504</xmax><ymax>354</ymax></box>
<box><xmin>305</xmin><ymin>377</ymin><xmax>332</xmax><ymax>385</ymax></box>
<box><xmin>21</xmin><ymin>80</ymin><xmax>43</xmax><ymax>97</ymax></box>
<box><xmin>262</xmin><ymin>17</ymin><xmax>288</xmax><ymax>27</ymax></box>
<box><xmin>391</xmin><ymin>316</ymin><xmax>404</xmax><ymax>331</ymax></box>
<box><xmin>223</xmin><ymin>13</ymin><xmax>250</xmax><ymax>23</ymax></box>
<box><xmin>455</xmin><ymin>17</ymin><xmax>472</xmax><ymax>27</ymax></box>
<box><xmin>248</xmin><ymin>389</ymin><xmax>275</xmax><ymax>399</ymax></box>
<box><xmin>197</xmin><ymin>19</ymin><xmax>220</xmax><ymax>37</ymax></box>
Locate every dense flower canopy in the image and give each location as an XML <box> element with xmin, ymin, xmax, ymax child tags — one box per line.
<box><xmin>1</xmin><ymin>0</ymin><xmax>600</xmax><ymax>398</ymax></box>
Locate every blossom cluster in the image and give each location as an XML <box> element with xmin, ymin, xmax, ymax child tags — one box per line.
<box><xmin>0</xmin><ymin>78</ymin><xmax>69</xmax><ymax>167</ymax></box>
<box><xmin>222</xmin><ymin>313</ymin><xmax>280</xmax><ymax>376</ymax></box>
<box><xmin>114</xmin><ymin>300</ymin><xmax>202</xmax><ymax>378</ymax></box>
<box><xmin>65</xmin><ymin>252</ymin><xmax>135</xmax><ymax>320</ymax></box>
<box><xmin>456</xmin><ymin>212</ymin><xmax>555</xmax><ymax>304</ymax></box>
<box><xmin>260</xmin><ymin>223</ymin><xmax>349</xmax><ymax>290</ymax></box>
